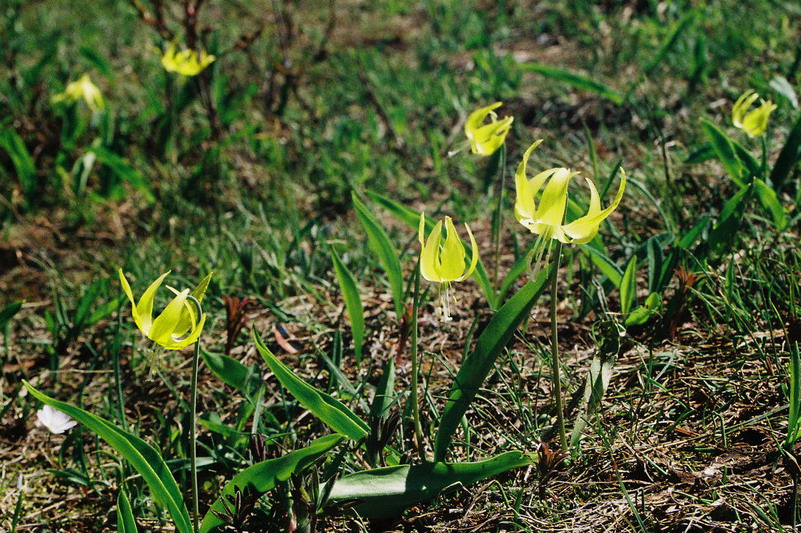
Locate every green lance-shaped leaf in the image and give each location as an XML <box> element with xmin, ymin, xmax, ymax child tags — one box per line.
<box><xmin>0</xmin><ymin>301</ymin><xmax>23</xmax><ymax>332</ymax></box>
<box><xmin>579</xmin><ymin>245</ymin><xmax>623</xmax><ymax>288</ymax></box>
<box><xmin>352</xmin><ymin>193</ymin><xmax>405</xmax><ymax>317</ymax></box>
<box><xmin>619</xmin><ymin>256</ymin><xmax>638</xmax><ymax>315</ymax></box>
<box><xmin>23</xmin><ymin>381</ymin><xmax>192</xmax><ymax>533</ymax></box>
<box><xmin>700</xmin><ymin>119</ymin><xmax>746</xmax><ymax>187</ymax></box>
<box><xmin>330</xmin><ymin>249</ymin><xmax>365</xmax><ymax>362</ymax></box>
<box><xmin>328</xmin><ymin>450</ymin><xmax>532</xmax><ymax>519</ymax></box>
<box><xmin>364</xmin><ymin>190</ymin><xmax>497</xmax><ymax>309</ymax></box>
<box><xmin>519</xmin><ymin>63</ymin><xmax>625</xmax><ymax>105</ymax></box>
<box><xmin>117</xmin><ymin>489</ymin><xmax>138</xmax><ymax>533</ymax></box>
<box><xmin>434</xmin><ymin>267</ymin><xmax>551</xmax><ymax>461</ymax></box>
<box><xmin>787</xmin><ymin>344</ymin><xmax>801</xmax><ymax>447</ymax></box>
<box><xmin>369</xmin><ymin>357</ymin><xmax>396</xmax><ymax>420</ymax></box>
<box><xmin>0</xmin><ymin>127</ymin><xmax>37</xmax><ymax>205</ymax></box>
<box><xmin>254</xmin><ymin>331</ymin><xmax>369</xmax><ymax>441</ymax></box>
<box><xmin>754</xmin><ymin>178</ymin><xmax>787</xmax><ymax>229</ymax></box>
<box><xmin>200</xmin><ymin>348</ymin><xmax>258</xmax><ymax>399</ymax></box>
<box><xmin>200</xmin><ymin>434</ymin><xmax>344</xmax><ymax>533</ymax></box>
<box><xmin>771</xmin><ymin>114</ymin><xmax>801</xmax><ymax>193</ymax></box>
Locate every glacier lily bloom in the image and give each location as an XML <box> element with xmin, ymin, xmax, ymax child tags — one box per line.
<box><xmin>732</xmin><ymin>89</ymin><xmax>776</xmax><ymax>138</ymax></box>
<box><xmin>418</xmin><ymin>214</ymin><xmax>479</xmax><ymax>319</ymax></box>
<box><xmin>119</xmin><ymin>269</ymin><xmax>211</xmax><ymax>350</ymax></box>
<box><xmin>514</xmin><ymin>140</ymin><xmax>626</xmax><ymax>244</ymax></box>
<box><xmin>464</xmin><ymin>102</ymin><xmax>513</xmax><ymax>156</ymax></box>
<box><xmin>161</xmin><ymin>44</ymin><xmax>216</xmax><ymax>76</ymax></box>
<box><xmin>52</xmin><ymin>74</ymin><xmax>104</xmax><ymax>112</ymax></box>
<box><xmin>37</xmin><ymin>405</ymin><xmax>78</xmax><ymax>435</ymax></box>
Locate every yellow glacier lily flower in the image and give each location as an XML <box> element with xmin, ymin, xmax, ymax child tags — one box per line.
<box><xmin>418</xmin><ymin>214</ymin><xmax>479</xmax><ymax>284</ymax></box>
<box><xmin>732</xmin><ymin>89</ymin><xmax>776</xmax><ymax>138</ymax></box>
<box><xmin>418</xmin><ymin>214</ymin><xmax>479</xmax><ymax>320</ymax></box>
<box><xmin>52</xmin><ymin>74</ymin><xmax>105</xmax><ymax>112</ymax></box>
<box><xmin>161</xmin><ymin>44</ymin><xmax>216</xmax><ymax>76</ymax></box>
<box><xmin>514</xmin><ymin>140</ymin><xmax>626</xmax><ymax>245</ymax></box>
<box><xmin>464</xmin><ymin>102</ymin><xmax>513</xmax><ymax>156</ymax></box>
<box><xmin>119</xmin><ymin>269</ymin><xmax>212</xmax><ymax>350</ymax></box>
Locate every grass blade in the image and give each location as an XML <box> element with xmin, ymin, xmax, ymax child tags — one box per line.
<box><xmin>23</xmin><ymin>381</ymin><xmax>192</xmax><ymax>533</ymax></box>
<box><xmin>519</xmin><ymin>63</ymin><xmax>624</xmax><ymax>105</ymax></box>
<box><xmin>330</xmin><ymin>249</ymin><xmax>365</xmax><ymax>362</ymax></box>
<box><xmin>200</xmin><ymin>434</ymin><xmax>344</xmax><ymax>533</ymax></box>
<box><xmin>434</xmin><ymin>266</ymin><xmax>551</xmax><ymax>461</ymax></box>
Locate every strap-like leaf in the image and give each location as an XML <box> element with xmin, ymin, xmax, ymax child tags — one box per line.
<box><xmin>328</xmin><ymin>450</ymin><xmax>532</xmax><ymax>518</ymax></box>
<box><xmin>200</xmin><ymin>348</ymin><xmax>258</xmax><ymax>399</ymax></box>
<box><xmin>700</xmin><ymin>119</ymin><xmax>745</xmax><ymax>187</ymax></box>
<box><xmin>433</xmin><ymin>267</ymin><xmax>551</xmax><ymax>461</ymax></box>
<box><xmin>352</xmin><ymin>194</ymin><xmax>405</xmax><ymax>317</ymax></box>
<box><xmin>116</xmin><ymin>489</ymin><xmax>138</xmax><ymax>533</ymax></box>
<box><xmin>23</xmin><ymin>381</ymin><xmax>192</xmax><ymax>533</ymax></box>
<box><xmin>200</xmin><ymin>434</ymin><xmax>344</xmax><ymax>532</ymax></box>
<box><xmin>331</xmin><ymin>249</ymin><xmax>365</xmax><ymax>362</ymax></box>
<box><xmin>253</xmin><ymin>331</ymin><xmax>369</xmax><ymax>440</ymax></box>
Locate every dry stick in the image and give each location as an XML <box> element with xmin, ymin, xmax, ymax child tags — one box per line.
<box><xmin>549</xmin><ymin>239</ymin><xmax>568</xmax><ymax>452</ymax></box>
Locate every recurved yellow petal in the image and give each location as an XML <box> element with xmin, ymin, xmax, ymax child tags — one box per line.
<box><xmin>118</xmin><ymin>269</ymin><xmax>143</xmax><ymax>333</ymax></box>
<box><xmin>458</xmin><ymin>222</ymin><xmax>479</xmax><ymax>281</ymax></box>
<box><xmin>561</xmin><ymin>169</ymin><xmax>626</xmax><ymax>244</ymax></box>
<box><xmin>165</xmin><ymin>313</ymin><xmax>207</xmax><ymax>350</ymax></box>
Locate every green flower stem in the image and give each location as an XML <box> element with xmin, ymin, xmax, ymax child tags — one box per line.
<box><xmin>492</xmin><ymin>144</ymin><xmax>507</xmax><ymax>288</ymax></box>
<box><xmin>548</xmin><ymin>240</ymin><xmax>568</xmax><ymax>452</ymax></box>
<box><xmin>410</xmin><ymin>264</ymin><xmax>424</xmax><ymax>460</ymax></box>
<box><xmin>190</xmin><ymin>339</ymin><xmax>200</xmax><ymax>533</ymax></box>
<box><xmin>187</xmin><ymin>296</ymin><xmax>203</xmax><ymax>533</ymax></box>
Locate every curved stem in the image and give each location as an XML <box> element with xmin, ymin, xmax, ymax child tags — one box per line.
<box><xmin>187</xmin><ymin>295</ymin><xmax>202</xmax><ymax>533</ymax></box>
<box><xmin>492</xmin><ymin>144</ymin><xmax>507</xmax><ymax>288</ymax></box>
<box><xmin>549</xmin><ymin>240</ymin><xmax>568</xmax><ymax>452</ymax></box>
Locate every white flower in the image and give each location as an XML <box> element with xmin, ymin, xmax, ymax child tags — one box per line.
<box><xmin>36</xmin><ymin>405</ymin><xmax>78</xmax><ymax>435</ymax></box>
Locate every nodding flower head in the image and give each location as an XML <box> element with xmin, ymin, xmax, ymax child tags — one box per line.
<box><xmin>418</xmin><ymin>214</ymin><xmax>479</xmax><ymax>284</ymax></box>
<box><xmin>732</xmin><ymin>89</ymin><xmax>776</xmax><ymax>138</ymax></box>
<box><xmin>514</xmin><ymin>140</ymin><xmax>626</xmax><ymax>245</ymax></box>
<box><xmin>52</xmin><ymin>74</ymin><xmax>105</xmax><ymax>112</ymax></box>
<box><xmin>119</xmin><ymin>269</ymin><xmax>212</xmax><ymax>350</ymax></box>
<box><xmin>418</xmin><ymin>214</ymin><xmax>479</xmax><ymax>320</ymax></box>
<box><xmin>161</xmin><ymin>44</ymin><xmax>216</xmax><ymax>76</ymax></box>
<box><xmin>464</xmin><ymin>102</ymin><xmax>514</xmax><ymax>156</ymax></box>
